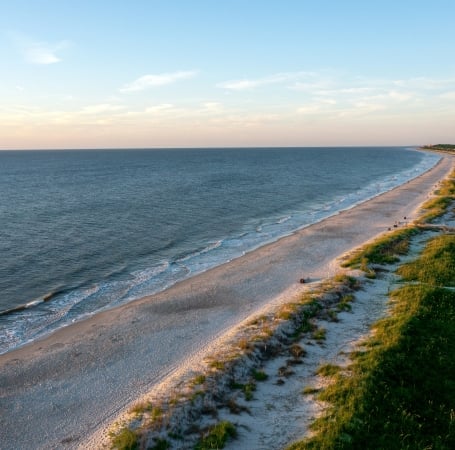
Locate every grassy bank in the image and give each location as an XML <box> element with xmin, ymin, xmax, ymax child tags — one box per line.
<box><xmin>289</xmin><ymin>234</ymin><xmax>455</xmax><ymax>449</ymax></box>
<box><xmin>288</xmin><ymin>170</ymin><xmax>455</xmax><ymax>449</ymax></box>
<box><xmin>109</xmin><ymin>274</ymin><xmax>362</xmax><ymax>450</ymax></box>
<box><xmin>288</xmin><ymin>188</ymin><xmax>455</xmax><ymax>450</ymax></box>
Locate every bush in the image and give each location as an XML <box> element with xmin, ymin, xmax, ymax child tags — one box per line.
<box><xmin>195</xmin><ymin>421</ymin><xmax>237</xmax><ymax>450</ymax></box>
<box><xmin>110</xmin><ymin>427</ymin><xmax>138</xmax><ymax>450</ymax></box>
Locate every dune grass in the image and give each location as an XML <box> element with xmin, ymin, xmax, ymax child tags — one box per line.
<box><xmin>397</xmin><ymin>234</ymin><xmax>455</xmax><ymax>286</ymax></box>
<box><xmin>288</xmin><ymin>229</ymin><xmax>455</xmax><ymax>450</ymax></box>
<box><xmin>417</xmin><ymin>169</ymin><xmax>455</xmax><ymax>223</ymax></box>
<box><xmin>194</xmin><ymin>421</ymin><xmax>237</xmax><ymax>450</ymax></box>
<box><xmin>418</xmin><ymin>196</ymin><xmax>454</xmax><ymax>223</ymax></box>
<box><xmin>342</xmin><ymin>227</ymin><xmax>419</xmax><ymax>268</ymax></box>
<box><xmin>110</xmin><ymin>427</ymin><xmax>138</xmax><ymax>450</ymax></box>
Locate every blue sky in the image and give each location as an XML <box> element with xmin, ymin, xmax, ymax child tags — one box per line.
<box><xmin>1</xmin><ymin>0</ymin><xmax>454</xmax><ymax>149</ymax></box>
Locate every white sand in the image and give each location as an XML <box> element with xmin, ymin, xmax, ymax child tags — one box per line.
<box><xmin>0</xmin><ymin>154</ymin><xmax>452</xmax><ymax>450</ymax></box>
<box><xmin>222</xmin><ymin>275</ymin><xmax>392</xmax><ymax>449</ymax></box>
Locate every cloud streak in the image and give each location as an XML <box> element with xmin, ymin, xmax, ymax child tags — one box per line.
<box><xmin>24</xmin><ymin>42</ymin><xmax>66</xmax><ymax>64</ymax></box>
<box><xmin>218</xmin><ymin>71</ymin><xmax>315</xmax><ymax>90</ymax></box>
<box><xmin>9</xmin><ymin>33</ymin><xmax>70</xmax><ymax>64</ymax></box>
<box><xmin>120</xmin><ymin>71</ymin><xmax>198</xmax><ymax>93</ymax></box>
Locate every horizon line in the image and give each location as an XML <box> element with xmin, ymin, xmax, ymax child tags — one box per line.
<box><xmin>0</xmin><ymin>144</ymin><xmax>420</xmax><ymax>152</ymax></box>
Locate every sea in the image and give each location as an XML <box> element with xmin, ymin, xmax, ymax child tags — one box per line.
<box><xmin>0</xmin><ymin>147</ymin><xmax>439</xmax><ymax>354</ymax></box>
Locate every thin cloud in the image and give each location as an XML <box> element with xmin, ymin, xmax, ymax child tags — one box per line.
<box><xmin>25</xmin><ymin>43</ymin><xmax>61</xmax><ymax>64</ymax></box>
<box><xmin>120</xmin><ymin>71</ymin><xmax>198</xmax><ymax>93</ymax></box>
<box><xmin>439</xmin><ymin>91</ymin><xmax>455</xmax><ymax>100</ymax></box>
<box><xmin>9</xmin><ymin>33</ymin><xmax>69</xmax><ymax>64</ymax></box>
<box><xmin>79</xmin><ymin>104</ymin><xmax>125</xmax><ymax>115</ymax></box>
<box><xmin>144</xmin><ymin>104</ymin><xmax>175</xmax><ymax>114</ymax></box>
<box><xmin>218</xmin><ymin>71</ymin><xmax>315</xmax><ymax>91</ymax></box>
<box><xmin>297</xmin><ymin>105</ymin><xmax>323</xmax><ymax>114</ymax></box>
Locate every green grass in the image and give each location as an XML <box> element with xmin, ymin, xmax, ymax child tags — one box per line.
<box><xmin>397</xmin><ymin>234</ymin><xmax>455</xmax><ymax>286</ymax></box>
<box><xmin>315</xmin><ymin>363</ymin><xmax>341</xmax><ymax>377</ymax></box>
<box><xmin>252</xmin><ymin>368</ymin><xmax>268</xmax><ymax>381</ymax></box>
<box><xmin>419</xmin><ymin>196</ymin><xmax>454</xmax><ymax>223</ymax></box>
<box><xmin>302</xmin><ymin>386</ymin><xmax>320</xmax><ymax>395</ymax></box>
<box><xmin>243</xmin><ymin>382</ymin><xmax>256</xmax><ymax>401</ymax></box>
<box><xmin>333</xmin><ymin>274</ymin><xmax>361</xmax><ymax>290</ymax></box>
<box><xmin>337</xmin><ymin>294</ymin><xmax>354</xmax><ymax>312</ymax></box>
<box><xmin>312</xmin><ymin>327</ymin><xmax>326</xmax><ymax>341</ymax></box>
<box><xmin>191</xmin><ymin>374</ymin><xmax>206</xmax><ymax>386</ymax></box>
<box><xmin>194</xmin><ymin>421</ymin><xmax>237</xmax><ymax>450</ymax></box>
<box><xmin>110</xmin><ymin>427</ymin><xmax>138</xmax><ymax>450</ymax></box>
<box><xmin>208</xmin><ymin>360</ymin><xmax>225</xmax><ymax>371</ymax></box>
<box><xmin>288</xmin><ymin>233</ymin><xmax>455</xmax><ymax>450</ymax></box>
<box><xmin>229</xmin><ymin>379</ymin><xmax>257</xmax><ymax>401</ymax></box>
<box><xmin>290</xmin><ymin>343</ymin><xmax>306</xmax><ymax>358</ymax></box>
<box><xmin>417</xmin><ymin>169</ymin><xmax>455</xmax><ymax>223</ymax></box>
<box><xmin>342</xmin><ymin>227</ymin><xmax>419</xmax><ymax>268</ymax></box>
<box><xmin>149</xmin><ymin>439</ymin><xmax>170</xmax><ymax>450</ymax></box>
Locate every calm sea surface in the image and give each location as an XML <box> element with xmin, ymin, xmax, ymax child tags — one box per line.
<box><xmin>0</xmin><ymin>147</ymin><xmax>439</xmax><ymax>353</ymax></box>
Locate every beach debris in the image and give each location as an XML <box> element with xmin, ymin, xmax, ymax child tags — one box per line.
<box><xmin>300</xmin><ymin>278</ymin><xmax>306</xmax><ymax>284</ymax></box>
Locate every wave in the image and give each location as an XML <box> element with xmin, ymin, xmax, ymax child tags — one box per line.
<box><xmin>0</xmin><ymin>150</ymin><xmax>440</xmax><ymax>354</ymax></box>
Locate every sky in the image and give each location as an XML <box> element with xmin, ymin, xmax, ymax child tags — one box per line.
<box><xmin>1</xmin><ymin>0</ymin><xmax>454</xmax><ymax>149</ymax></box>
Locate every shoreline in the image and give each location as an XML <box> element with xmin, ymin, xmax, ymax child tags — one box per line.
<box><xmin>0</xmin><ymin>148</ymin><xmax>438</xmax><ymax>355</ymax></box>
<box><xmin>0</xmin><ymin>154</ymin><xmax>453</xmax><ymax>450</ymax></box>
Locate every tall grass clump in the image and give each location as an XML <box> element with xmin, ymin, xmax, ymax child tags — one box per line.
<box><xmin>419</xmin><ymin>196</ymin><xmax>454</xmax><ymax>223</ymax></box>
<box><xmin>418</xmin><ymin>170</ymin><xmax>455</xmax><ymax>223</ymax></box>
<box><xmin>194</xmin><ymin>421</ymin><xmax>237</xmax><ymax>450</ymax></box>
<box><xmin>397</xmin><ymin>234</ymin><xmax>455</xmax><ymax>286</ymax></box>
<box><xmin>342</xmin><ymin>227</ymin><xmax>419</xmax><ymax>268</ymax></box>
<box><xmin>434</xmin><ymin>169</ymin><xmax>455</xmax><ymax>196</ymax></box>
<box><xmin>289</xmin><ymin>232</ymin><xmax>455</xmax><ymax>449</ymax></box>
<box><xmin>110</xmin><ymin>427</ymin><xmax>138</xmax><ymax>450</ymax></box>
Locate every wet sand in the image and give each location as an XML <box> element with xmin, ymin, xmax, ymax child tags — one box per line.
<box><xmin>0</xmin><ymin>154</ymin><xmax>452</xmax><ymax>450</ymax></box>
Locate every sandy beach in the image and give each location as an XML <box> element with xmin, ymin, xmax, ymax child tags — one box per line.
<box><xmin>0</xmin><ymin>153</ymin><xmax>453</xmax><ymax>450</ymax></box>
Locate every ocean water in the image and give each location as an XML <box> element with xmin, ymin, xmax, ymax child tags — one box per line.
<box><xmin>0</xmin><ymin>147</ymin><xmax>439</xmax><ymax>353</ymax></box>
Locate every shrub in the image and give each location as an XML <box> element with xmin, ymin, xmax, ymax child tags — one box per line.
<box><xmin>194</xmin><ymin>421</ymin><xmax>237</xmax><ymax>450</ymax></box>
<box><xmin>110</xmin><ymin>427</ymin><xmax>138</xmax><ymax>450</ymax></box>
<box><xmin>252</xmin><ymin>369</ymin><xmax>268</xmax><ymax>381</ymax></box>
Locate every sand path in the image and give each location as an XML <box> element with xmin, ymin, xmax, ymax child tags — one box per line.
<box><xmin>0</xmin><ymin>153</ymin><xmax>452</xmax><ymax>450</ymax></box>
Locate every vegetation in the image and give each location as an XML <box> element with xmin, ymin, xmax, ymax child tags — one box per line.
<box><xmin>208</xmin><ymin>360</ymin><xmax>225</xmax><ymax>371</ymax></box>
<box><xmin>109</xmin><ymin>169</ymin><xmax>453</xmax><ymax>449</ymax></box>
<box><xmin>312</xmin><ymin>326</ymin><xmax>326</xmax><ymax>341</ymax></box>
<box><xmin>397</xmin><ymin>234</ymin><xmax>455</xmax><ymax>286</ymax></box>
<box><xmin>422</xmin><ymin>143</ymin><xmax>455</xmax><ymax>153</ymax></box>
<box><xmin>191</xmin><ymin>374</ymin><xmax>206</xmax><ymax>386</ymax></box>
<box><xmin>110</xmin><ymin>427</ymin><xmax>138</xmax><ymax>450</ymax></box>
<box><xmin>288</xmin><ymin>229</ymin><xmax>455</xmax><ymax>450</ymax></box>
<box><xmin>252</xmin><ymin>368</ymin><xmax>268</xmax><ymax>381</ymax></box>
<box><xmin>149</xmin><ymin>439</ymin><xmax>170</xmax><ymax>450</ymax></box>
<box><xmin>194</xmin><ymin>421</ymin><xmax>237</xmax><ymax>450</ymax></box>
<box><xmin>337</xmin><ymin>294</ymin><xmax>354</xmax><ymax>312</ymax></box>
<box><xmin>229</xmin><ymin>379</ymin><xmax>257</xmax><ymax>401</ymax></box>
<box><xmin>417</xmin><ymin>170</ymin><xmax>455</xmax><ymax>223</ymax></box>
<box><xmin>302</xmin><ymin>386</ymin><xmax>321</xmax><ymax>395</ymax></box>
<box><xmin>419</xmin><ymin>196</ymin><xmax>453</xmax><ymax>223</ymax></box>
<box><xmin>342</xmin><ymin>227</ymin><xmax>419</xmax><ymax>268</ymax></box>
<box><xmin>289</xmin><ymin>343</ymin><xmax>306</xmax><ymax>358</ymax></box>
<box><xmin>315</xmin><ymin>363</ymin><xmax>341</xmax><ymax>377</ymax></box>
